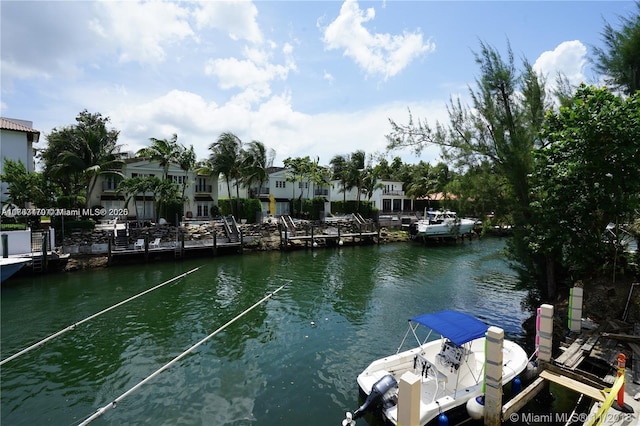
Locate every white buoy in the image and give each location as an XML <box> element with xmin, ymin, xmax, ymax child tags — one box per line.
<box><xmin>338</xmin><ymin>239</ymin><xmax>343</xmax><ymax>246</ymax></box>
<box><xmin>466</xmin><ymin>395</ymin><xmax>485</xmax><ymax>420</ymax></box>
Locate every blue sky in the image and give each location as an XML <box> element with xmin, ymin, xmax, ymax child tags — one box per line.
<box><xmin>1</xmin><ymin>1</ymin><xmax>635</xmax><ymax>168</ymax></box>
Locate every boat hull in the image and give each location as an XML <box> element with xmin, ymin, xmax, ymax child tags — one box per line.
<box><xmin>356</xmin><ymin>337</ymin><xmax>528</xmax><ymax>425</ymax></box>
<box><xmin>414</xmin><ymin>219</ymin><xmax>476</xmax><ymax>238</ymax></box>
<box><xmin>1</xmin><ymin>257</ymin><xmax>30</xmax><ymax>283</ymax></box>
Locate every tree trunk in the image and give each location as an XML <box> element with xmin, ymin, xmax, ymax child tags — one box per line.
<box><xmin>546</xmin><ymin>255</ymin><xmax>556</xmax><ymax>300</ymax></box>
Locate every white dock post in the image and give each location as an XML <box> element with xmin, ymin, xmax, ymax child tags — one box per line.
<box><xmin>484</xmin><ymin>326</ymin><xmax>504</xmax><ymax>426</ymax></box>
<box><xmin>538</xmin><ymin>304</ymin><xmax>554</xmax><ymax>363</ymax></box>
<box><xmin>568</xmin><ymin>286</ymin><xmax>583</xmax><ymax>332</ymax></box>
<box><xmin>397</xmin><ymin>371</ymin><xmax>421</xmax><ymax>426</ymax></box>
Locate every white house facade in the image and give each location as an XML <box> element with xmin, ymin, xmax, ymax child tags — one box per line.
<box><xmin>0</xmin><ymin>117</ymin><xmax>39</xmax><ymax>205</ymax></box>
<box><xmin>216</xmin><ymin>168</ymin><xmax>412</xmax><ymax>218</ymax></box>
<box><xmin>92</xmin><ymin>158</ymin><xmax>218</xmax><ymax>221</ymax></box>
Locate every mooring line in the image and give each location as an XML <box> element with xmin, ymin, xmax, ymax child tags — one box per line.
<box><xmin>77</xmin><ymin>283</ymin><xmax>287</xmax><ymax>426</ymax></box>
<box><xmin>0</xmin><ymin>267</ymin><xmax>201</xmax><ymax>367</ymax></box>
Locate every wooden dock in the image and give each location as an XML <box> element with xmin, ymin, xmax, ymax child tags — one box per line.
<box><xmin>495</xmin><ymin>301</ymin><xmax>638</xmax><ymax>426</ymax></box>
<box><xmin>108</xmin><ymin>237</ymin><xmax>242</xmax><ymax>264</ymax></box>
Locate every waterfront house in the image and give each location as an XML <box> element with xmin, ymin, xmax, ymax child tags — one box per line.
<box><xmin>217</xmin><ymin>167</ymin><xmax>412</xmax><ymax>219</ymax></box>
<box><xmin>0</xmin><ymin>118</ymin><xmax>40</xmax><ymax>205</ymax></box>
<box><xmin>91</xmin><ymin>158</ymin><xmax>218</xmax><ymax>221</ymax></box>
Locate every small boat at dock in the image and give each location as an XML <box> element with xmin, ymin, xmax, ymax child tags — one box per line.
<box><xmin>351</xmin><ymin>310</ymin><xmax>528</xmax><ymax>425</ymax></box>
<box><xmin>1</xmin><ymin>257</ymin><xmax>30</xmax><ymax>283</ymax></box>
<box><xmin>409</xmin><ymin>210</ymin><xmax>476</xmax><ymax>239</ymax></box>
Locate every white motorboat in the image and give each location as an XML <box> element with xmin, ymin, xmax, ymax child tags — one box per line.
<box><xmin>410</xmin><ymin>210</ymin><xmax>476</xmax><ymax>239</ymax></box>
<box><xmin>352</xmin><ymin>310</ymin><xmax>528</xmax><ymax>425</ymax></box>
<box><xmin>1</xmin><ymin>257</ymin><xmax>30</xmax><ymax>283</ymax></box>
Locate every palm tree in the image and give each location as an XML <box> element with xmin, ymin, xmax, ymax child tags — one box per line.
<box><xmin>348</xmin><ymin>150</ymin><xmax>366</xmax><ymax>211</ymax></box>
<box><xmin>361</xmin><ymin>166</ymin><xmax>385</xmax><ymax>203</ymax></box>
<box><xmin>209</xmin><ymin>132</ymin><xmax>243</xmax><ymax>216</ymax></box>
<box><xmin>330</xmin><ymin>154</ymin><xmax>349</xmax><ymax>203</ymax></box>
<box><xmin>308</xmin><ymin>157</ymin><xmax>332</xmax><ymax>199</ymax></box>
<box><xmin>137</xmin><ymin>134</ymin><xmax>182</xmax><ymax>180</ymax></box>
<box><xmin>52</xmin><ymin>123</ymin><xmax>125</xmax><ymax>207</ymax></box>
<box><xmin>177</xmin><ymin>145</ymin><xmax>196</xmax><ymax>202</ymax></box>
<box><xmin>241</xmin><ymin>140</ymin><xmax>274</xmax><ymax>198</ymax></box>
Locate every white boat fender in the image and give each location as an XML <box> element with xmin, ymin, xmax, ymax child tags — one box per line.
<box><xmin>352</xmin><ymin>374</ymin><xmax>398</xmax><ymax>419</ymax></box>
<box><xmin>341</xmin><ymin>411</ymin><xmax>355</xmax><ymax>426</ymax></box>
<box><xmin>466</xmin><ymin>394</ymin><xmax>485</xmax><ymax>420</ymax></box>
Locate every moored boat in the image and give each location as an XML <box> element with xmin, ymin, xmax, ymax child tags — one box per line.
<box><xmin>351</xmin><ymin>310</ymin><xmax>528</xmax><ymax>425</ymax></box>
<box><xmin>410</xmin><ymin>210</ymin><xmax>476</xmax><ymax>239</ymax></box>
<box><xmin>1</xmin><ymin>257</ymin><xmax>30</xmax><ymax>283</ymax></box>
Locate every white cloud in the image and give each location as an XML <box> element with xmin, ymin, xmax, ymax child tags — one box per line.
<box><xmin>91</xmin><ymin>1</ymin><xmax>195</xmax><ymax>64</ymax></box>
<box><xmin>205</xmin><ymin>56</ymin><xmax>291</xmax><ymax>91</ymax></box>
<box><xmin>0</xmin><ymin>1</ymin><xmax>98</xmax><ymax>84</ymax></box>
<box><xmin>204</xmin><ymin>43</ymin><xmax>296</xmax><ymax>99</ymax></box>
<box><xmin>108</xmin><ymin>86</ymin><xmax>444</xmax><ymax>167</ymax></box>
<box><xmin>321</xmin><ymin>0</ymin><xmax>435</xmax><ymax>80</ymax></box>
<box><xmin>533</xmin><ymin>40</ymin><xmax>587</xmax><ymax>91</ymax></box>
<box><xmin>194</xmin><ymin>0</ymin><xmax>262</xmax><ymax>43</ymax></box>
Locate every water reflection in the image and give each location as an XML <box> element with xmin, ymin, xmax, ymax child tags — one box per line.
<box><xmin>1</xmin><ymin>238</ymin><xmax>527</xmax><ymax>426</ymax></box>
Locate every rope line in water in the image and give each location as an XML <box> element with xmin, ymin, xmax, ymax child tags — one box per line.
<box><xmin>0</xmin><ymin>267</ymin><xmax>201</xmax><ymax>366</ymax></box>
<box><xmin>77</xmin><ymin>283</ymin><xmax>287</xmax><ymax>426</ymax></box>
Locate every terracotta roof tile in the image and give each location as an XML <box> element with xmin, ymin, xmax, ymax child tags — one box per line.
<box><xmin>0</xmin><ymin>117</ymin><xmax>40</xmax><ymax>134</ymax></box>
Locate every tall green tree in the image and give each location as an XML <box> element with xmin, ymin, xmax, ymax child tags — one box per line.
<box><xmin>47</xmin><ymin>111</ymin><xmax>125</xmax><ymax>208</ymax></box>
<box><xmin>592</xmin><ymin>1</ymin><xmax>640</xmax><ymax>95</ymax></box>
<box><xmin>330</xmin><ymin>154</ymin><xmax>350</xmax><ymax>203</ymax></box>
<box><xmin>387</xmin><ymin>41</ymin><xmax>549</xmax><ymax>294</ymax></box>
<box><xmin>177</xmin><ymin>145</ymin><xmax>196</xmax><ymax>202</ymax></box>
<box><xmin>348</xmin><ymin>150</ymin><xmax>366</xmax><ymax>211</ymax></box>
<box><xmin>241</xmin><ymin>140</ymin><xmax>274</xmax><ymax>198</ymax></box>
<box><xmin>137</xmin><ymin>134</ymin><xmax>182</xmax><ymax>180</ymax></box>
<box><xmin>209</xmin><ymin>132</ymin><xmax>243</xmax><ymax>216</ymax></box>
<box><xmin>283</xmin><ymin>156</ymin><xmax>313</xmax><ymax>214</ymax></box>
<box><xmin>0</xmin><ymin>159</ymin><xmax>50</xmax><ymax>209</ymax></box>
<box><xmin>530</xmin><ymin>85</ymin><xmax>640</xmax><ymax>292</ymax></box>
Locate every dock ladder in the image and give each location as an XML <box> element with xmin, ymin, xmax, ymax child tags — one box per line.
<box><xmin>279</xmin><ymin>215</ymin><xmax>296</xmax><ymax>236</ymax></box>
<box><xmin>30</xmin><ymin>230</ymin><xmax>48</xmax><ymax>273</ymax></box>
<box><xmin>221</xmin><ymin>216</ymin><xmax>240</xmax><ymax>243</ymax></box>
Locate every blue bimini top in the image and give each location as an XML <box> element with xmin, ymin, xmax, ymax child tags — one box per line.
<box><xmin>409</xmin><ymin>310</ymin><xmax>489</xmax><ymax>346</ymax></box>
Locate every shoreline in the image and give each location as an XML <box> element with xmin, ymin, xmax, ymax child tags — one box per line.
<box><xmin>62</xmin><ymin>226</ymin><xmax>413</xmax><ymax>272</ymax></box>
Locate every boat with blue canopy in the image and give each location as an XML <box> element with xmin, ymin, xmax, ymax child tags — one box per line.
<box><xmin>350</xmin><ymin>310</ymin><xmax>528</xmax><ymax>425</ymax></box>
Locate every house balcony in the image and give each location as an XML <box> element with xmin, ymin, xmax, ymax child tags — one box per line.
<box><xmin>195</xmin><ymin>185</ymin><xmax>213</xmax><ymax>193</ymax></box>
<box><xmin>383</xmin><ymin>190</ymin><xmax>405</xmax><ymax>196</ymax></box>
<box><xmin>251</xmin><ymin>187</ymin><xmax>270</xmax><ymax>197</ymax></box>
<box><xmin>102</xmin><ymin>183</ymin><xmax>119</xmax><ymax>192</ymax></box>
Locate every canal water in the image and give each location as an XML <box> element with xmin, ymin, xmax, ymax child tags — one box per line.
<box><xmin>2</xmin><ymin>238</ymin><xmax>532</xmax><ymax>426</ymax></box>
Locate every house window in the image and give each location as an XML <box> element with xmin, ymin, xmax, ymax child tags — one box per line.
<box><xmin>275</xmin><ymin>180</ymin><xmax>286</xmax><ymax>188</ymax></box>
<box><xmin>104</xmin><ymin>176</ymin><xmax>119</xmax><ymax>190</ymax></box>
<box><xmin>196</xmin><ymin>203</ymin><xmax>209</xmax><ymax>217</ymax></box>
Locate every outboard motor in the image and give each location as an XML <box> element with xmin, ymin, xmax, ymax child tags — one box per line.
<box><xmin>353</xmin><ymin>374</ymin><xmax>398</xmax><ymax>419</ymax></box>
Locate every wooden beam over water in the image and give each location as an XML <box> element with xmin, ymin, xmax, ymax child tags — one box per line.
<box><xmin>539</xmin><ymin>369</ymin><xmax>606</xmax><ymax>402</ymax></box>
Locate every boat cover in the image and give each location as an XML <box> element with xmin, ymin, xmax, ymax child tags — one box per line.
<box><xmin>409</xmin><ymin>310</ymin><xmax>488</xmax><ymax>346</ymax></box>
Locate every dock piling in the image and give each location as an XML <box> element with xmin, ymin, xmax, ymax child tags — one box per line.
<box><xmin>568</xmin><ymin>286</ymin><xmax>583</xmax><ymax>332</ymax></box>
<box><xmin>484</xmin><ymin>326</ymin><xmax>504</xmax><ymax>426</ymax></box>
<box><xmin>538</xmin><ymin>304</ymin><xmax>554</xmax><ymax>363</ymax></box>
<box><xmin>397</xmin><ymin>371</ymin><xmax>421</xmax><ymax>426</ymax></box>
